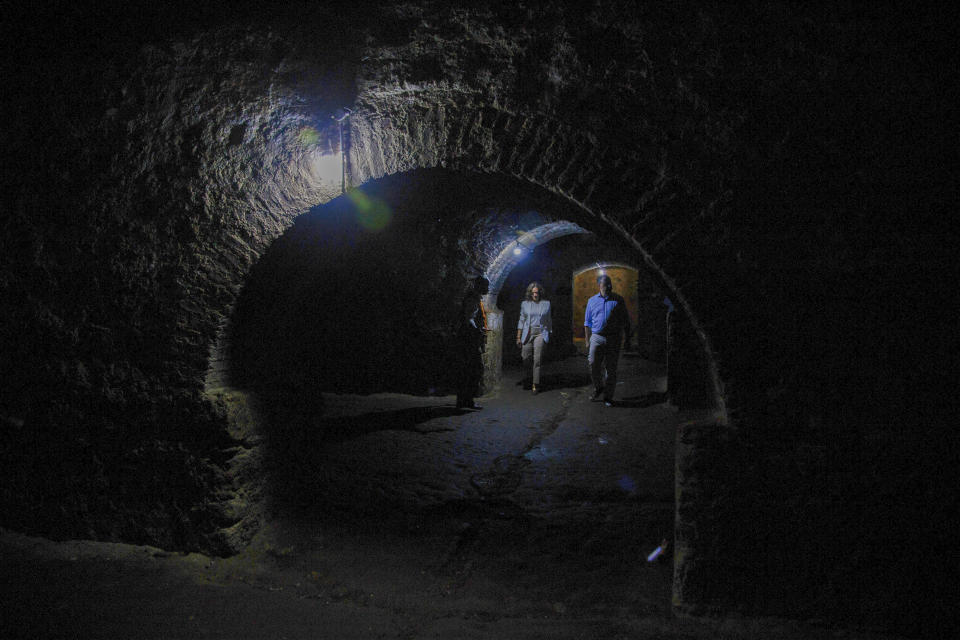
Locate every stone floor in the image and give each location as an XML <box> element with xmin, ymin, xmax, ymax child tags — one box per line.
<box><xmin>1</xmin><ymin>354</ymin><xmax>903</xmax><ymax>639</ymax></box>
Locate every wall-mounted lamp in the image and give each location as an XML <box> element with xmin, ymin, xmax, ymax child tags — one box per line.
<box><xmin>513</xmin><ymin>241</ymin><xmax>525</xmax><ymax>256</ymax></box>
<box><xmin>332</xmin><ymin>107</ymin><xmax>352</xmax><ymax>193</ymax></box>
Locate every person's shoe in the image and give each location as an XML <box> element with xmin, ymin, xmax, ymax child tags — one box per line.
<box><xmin>532</xmin><ymin>385</ymin><xmax>539</xmax><ymax>395</ymax></box>
<box><xmin>590</xmin><ymin>389</ymin><xmax>604</xmax><ymax>402</ymax></box>
<box><xmin>604</xmin><ymin>399</ymin><xmax>614</xmax><ymax>407</ymax></box>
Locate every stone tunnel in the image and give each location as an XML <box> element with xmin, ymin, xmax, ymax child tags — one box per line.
<box><xmin>1</xmin><ymin>2</ymin><xmax>953</xmax><ymax>638</ymax></box>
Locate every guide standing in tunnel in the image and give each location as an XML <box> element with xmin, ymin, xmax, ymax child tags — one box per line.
<box><xmin>584</xmin><ymin>274</ymin><xmax>631</xmax><ymax>406</ymax></box>
<box><xmin>454</xmin><ymin>277</ymin><xmax>489</xmax><ymax>409</ymax></box>
<box><xmin>516</xmin><ymin>281</ymin><xmax>552</xmax><ymax>394</ymax></box>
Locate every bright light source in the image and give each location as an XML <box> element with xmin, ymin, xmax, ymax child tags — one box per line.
<box><xmin>513</xmin><ymin>245</ymin><xmax>524</xmax><ymax>256</ymax></box>
<box><xmin>308</xmin><ymin>151</ymin><xmax>342</xmax><ymax>187</ymax></box>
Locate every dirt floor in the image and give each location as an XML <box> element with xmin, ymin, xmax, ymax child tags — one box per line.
<box><xmin>1</xmin><ymin>354</ymin><xmax>903</xmax><ymax>639</ymax></box>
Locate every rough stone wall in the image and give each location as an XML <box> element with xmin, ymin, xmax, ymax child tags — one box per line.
<box><xmin>2</xmin><ymin>1</ymin><xmax>953</xmax><ymax>634</ymax></box>
<box><xmin>2</xmin><ymin>10</ymin><xmax>355</xmax><ymax>552</ymax></box>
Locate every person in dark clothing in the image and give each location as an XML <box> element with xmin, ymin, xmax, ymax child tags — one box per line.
<box><xmin>454</xmin><ymin>276</ymin><xmax>489</xmax><ymax>409</ymax></box>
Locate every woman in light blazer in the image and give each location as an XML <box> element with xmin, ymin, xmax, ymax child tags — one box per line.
<box><xmin>516</xmin><ymin>281</ymin><xmax>552</xmax><ymax>394</ymax></box>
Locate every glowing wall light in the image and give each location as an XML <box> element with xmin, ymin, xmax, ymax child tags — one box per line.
<box><xmin>307</xmin><ymin>150</ymin><xmax>344</xmax><ymax>188</ymax></box>
<box><xmin>300</xmin><ymin>106</ymin><xmax>352</xmax><ymax>194</ymax></box>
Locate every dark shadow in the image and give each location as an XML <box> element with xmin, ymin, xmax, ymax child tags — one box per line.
<box><xmin>613</xmin><ymin>391</ymin><xmax>669</xmax><ymax>408</ymax></box>
<box><xmin>264</xmin><ymin>403</ymin><xmax>464</xmax><ymax>515</ymax></box>
<box><xmin>315</xmin><ymin>406</ymin><xmax>461</xmax><ymax>443</ymax></box>
<box><xmin>543</xmin><ymin>370</ymin><xmax>593</xmax><ymax>389</ymax></box>
<box><xmin>508</xmin><ymin>365</ymin><xmax>592</xmax><ymax>392</ymax></box>
<box><xmin>519</xmin><ymin>371</ymin><xmax>594</xmax><ymax>392</ymax></box>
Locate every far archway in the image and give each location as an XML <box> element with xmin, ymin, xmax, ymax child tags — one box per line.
<box><xmin>571</xmin><ymin>263</ymin><xmax>641</xmax><ymax>355</ymax></box>
<box><xmin>495</xmin><ymin>237</ymin><xmax>673</xmax><ymax>393</ymax></box>
<box><xmin>479</xmin><ymin>221</ymin><xmax>590</xmax><ymax>390</ymax></box>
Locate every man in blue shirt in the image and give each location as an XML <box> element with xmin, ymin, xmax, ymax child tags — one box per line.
<box><xmin>583</xmin><ymin>274</ymin><xmax>631</xmax><ymax>406</ymax></box>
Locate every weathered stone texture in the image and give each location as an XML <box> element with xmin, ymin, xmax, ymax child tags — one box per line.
<box><xmin>1</xmin><ymin>1</ymin><xmax>952</xmax><ymax>634</ymax></box>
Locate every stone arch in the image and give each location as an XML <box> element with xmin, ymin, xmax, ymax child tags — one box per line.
<box><xmin>572</xmin><ymin>260</ymin><xmax>638</xmax><ymax>278</ymax></box>
<box><xmin>4</xmin><ymin>5</ymin><xmax>941</xmax><ymax>631</ymax></box>
<box><xmin>208</xmin><ymin>87</ymin><xmax>725</xmax><ymax>417</ymax></box>
<box><xmin>202</xmin><ymin>90</ymin><xmax>728</xmax><ymax>616</ymax></box>
<box><xmin>346</xmin><ymin>93</ymin><xmax>724</xmax><ymax>419</ymax></box>
<box><xmin>485</xmin><ymin>222</ymin><xmax>592</xmax><ymax>302</ymax></box>
<box><xmin>474</xmin><ymin>220</ymin><xmax>592</xmax><ymax>391</ymax></box>
<box><xmin>202</xmin><ymin>86</ymin><xmax>728</xmax><ymax>606</ymax></box>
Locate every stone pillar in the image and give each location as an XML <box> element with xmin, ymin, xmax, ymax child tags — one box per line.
<box><xmin>673</xmin><ymin>413</ymin><xmax>728</xmax><ymax>617</ymax></box>
<box><xmin>481</xmin><ymin>297</ymin><xmax>503</xmax><ymax>393</ymax></box>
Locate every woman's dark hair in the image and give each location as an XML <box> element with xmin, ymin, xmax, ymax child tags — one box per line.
<box><xmin>525</xmin><ymin>281</ymin><xmax>546</xmax><ymax>301</ymax></box>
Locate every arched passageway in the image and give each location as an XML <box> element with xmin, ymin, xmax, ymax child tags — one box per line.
<box><xmin>220</xmin><ymin>171</ymin><xmax>678</xmax><ymax>616</ymax></box>
<box><xmin>220</xmin><ymin>166</ymin><xmax>714</xmax><ymax>617</ymax></box>
<box><xmin>477</xmin><ymin>220</ymin><xmax>590</xmax><ymax>390</ymax></box>
<box><xmin>15</xmin><ymin>2</ymin><xmax>947</xmax><ymax>634</ymax></box>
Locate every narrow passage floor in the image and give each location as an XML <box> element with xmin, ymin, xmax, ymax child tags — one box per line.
<box><xmin>1</xmin><ymin>354</ymin><xmax>903</xmax><ymax>639</ymax></box>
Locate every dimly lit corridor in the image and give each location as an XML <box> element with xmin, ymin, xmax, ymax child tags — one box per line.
<box><xmin>3</xmin><ymin>356</ymin><xmax>770</xmax><ymax>639</ymax></box>
<box><xmin>2</xmin><ymin>2</ymin><xmax>954</xmax><ymax>638</ymax></box>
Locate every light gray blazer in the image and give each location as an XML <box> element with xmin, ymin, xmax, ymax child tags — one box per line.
<box><xmin>518</xmin><ymin>300</ymin><xmax>552</xmax><ymax>344</ymax></box>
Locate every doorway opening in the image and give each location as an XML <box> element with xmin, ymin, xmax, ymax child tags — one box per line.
<box><xmin>572</xmin><ymin>264</ymin><xmax>640</xmax><ymax>354</ymax></box>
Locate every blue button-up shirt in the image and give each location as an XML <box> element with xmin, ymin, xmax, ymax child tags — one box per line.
<box><xmin>584</xmin><ymin>293</ymin><xmax>629</xmax><ymax>335</ymax></box>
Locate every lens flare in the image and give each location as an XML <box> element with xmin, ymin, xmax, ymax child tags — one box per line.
<box><xmin>348</xmin><ymin>189</ymin><xmax>392</xmax><ymax>231</ymax></box>
<box><xmin>298</xmin><ymin>126</ymin><xmax>320</xmax><ymax>146</ymax></box>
